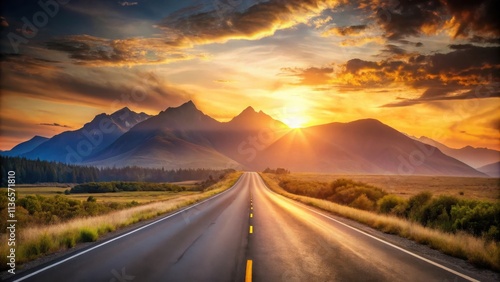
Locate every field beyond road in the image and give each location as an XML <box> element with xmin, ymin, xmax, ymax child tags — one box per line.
<box><xmin>287</xmin><ymin>173</ymin><xmax>500</xmax><ymax>201</ymax></box>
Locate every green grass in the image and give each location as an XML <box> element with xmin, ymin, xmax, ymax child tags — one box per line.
<box><xmin>260</xmin><ymin>173</ymin><xmax>500</xmax><ymax>271</ymax></box>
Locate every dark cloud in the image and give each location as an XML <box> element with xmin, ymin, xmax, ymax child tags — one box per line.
<box><xmin>380</xmin><ymin>44</ymin><xmax>406</xmax><ymax>56</ymax></box>
<box><xmin>119</xmin><ymin>1</ymin><xmax>138</xmax><ymax>6</ymax></box>
<box><xmin>1</xmin><ymin>53</ymin><xmax>191</xmax><ymax>111</ymax></box>
<box><xmin>157</xmin><ymin>0</ymin><xmax>340</xmax><ymax>46</ymax></box>
<box><xmin>45</xmin><ymin>35</ymin><xmax>194</xmax><ymax>66</ymax></box>
<box><xmin>469</xmin><ymin>36</ymin><xmax>500</xmax><ymax>45</ymax></box>
<box><xmin>444</xmin><ymin>0</ymin><xmax>500</xmax><ymax>38</ymax></box>
<box><xmin>370</xmin><ymin>0</ymin><xmax>444</xmax><ymax>40</ymax></box>
<box><xmin>0</xmin><ymin>16</ymin><xmax>8</xmax><ymax>28</ymax></box>
<box><xmin>39</xmin><ymin>123</ymin><xmax>72</xmax><ymax>128</ymax></box>
<box><xmin>325</xmin><ymin>25</ymin><xmax>367</xmax><ymax>36</ymax></box>
<box><xmin>284</xmin><ymin>45</ymin><xmax>500</xmax><ymax>106</ymax></box>
<box><xmin>397</xmin><ymin>40</ymin><xmax>423</xmax><ymax>47</ymax></box>
<box><xmin>357</xmin><ymin>0</ymin><xmax>499</xmax><ymax>41</ymax></box>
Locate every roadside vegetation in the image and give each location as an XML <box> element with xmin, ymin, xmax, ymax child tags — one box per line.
<box><xmin>0</xmin><ymin>171</ymin><xmax>242</xmax><ymax>270</ymax></box>
<box><xmin>261</xmin><ymin>172</ymin><xmax>500</xmax><ymax>271</ymax></box>
<box><xmin>0</xmin><ymin>155</ymin><xmax>233</xmax><ymax>186</ymax></box>
<box><xmin>70</xmin><ymin>182</ymin><xmax>184</xmax><ymax>193</ymax></box>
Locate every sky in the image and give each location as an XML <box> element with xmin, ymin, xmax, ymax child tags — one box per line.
<box><xmin>0</xmin><ymin>0</ymin><xmax>499</xmax><ymax>151</ymax></box>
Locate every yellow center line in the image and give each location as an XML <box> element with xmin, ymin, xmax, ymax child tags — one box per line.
<box><xmin>250</xmin><ymin>213</ymin><xmax>253</xmax><ymax>218</ymax></box>
<box><xmin>249</xmin><ymin>226</ymin><xmax>253</xmax><ymax>233</ymax></box>
<box><xmin>245</xmin><ymin>260</ymin><xmax>253</xmax><ymax>282</ymax></box>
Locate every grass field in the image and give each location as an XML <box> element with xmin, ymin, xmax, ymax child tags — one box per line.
<box><xmin>0</xmin><ymin>172</ymin><xmax>243</xmax><ymax>270</ymax></box>
<box><xmin>15</xmin><ymin>187</ymin><xmax>198</xmax><ymax>203</ymax></box>
<box><xmin>286</xmin><ymin>173</ymin><xmax>500</xmax><ymax>201</ymax></box>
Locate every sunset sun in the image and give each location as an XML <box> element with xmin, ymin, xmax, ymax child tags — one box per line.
<box><xmin>284</xmin><ymin>116</ymin><xmax>306</xmax><ymax>129</ymax></box>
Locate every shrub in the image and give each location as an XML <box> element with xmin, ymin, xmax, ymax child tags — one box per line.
<box><xmin>451</xmin><ymin>202</ymin><xmax>500</xmax><ymax>240</ymax></box>
<box><xmin>61</xmin><ymin>233</ymin><xmax>76</xmax><ymax>248</ymax></box>
<box><xmin>350</xmin><ymin>194</ymin><xmax>375</xmax><ymax>211</ymax></box>
<box><xmin>407</xmin><ymin>192</ymin><xmax>433</xmax><ymax>223</ymax></box>
<box><xmin>79</xmin><ymin>228</ymin><xmax>98</xmax><ymax>242</ymax></box>
<box><xmin>38</xmin><ymin>234</ymin><xmax>54</xmax><ymax>253</ymax></box>
<box><xmin>423</xmin><ymin>196</ymin><xmax>459</xmax><ymax>231</ymax></box>
<box><xmin>378</xmin><ymin>195</ymin><xmax>405</xmax><ymax>214</ymax></box>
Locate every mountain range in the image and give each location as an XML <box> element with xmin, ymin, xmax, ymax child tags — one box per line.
<box><xmin>6</xmin><ymin>108</ymin><xmax>150</xmax><ymax>163</ymax></box>
<box><xmin>2</xmin><ymin>101</ymin><xmax>498</xmax><ymax>177</ymax></box>
<box><xmin>416</xmin><ymin>136</ymin><xmax>500</xmax><ymax>168</ymax></box>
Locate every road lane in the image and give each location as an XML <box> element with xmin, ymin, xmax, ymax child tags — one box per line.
<box><xmin>10</xmin><ymin>173</ymin><xmax>252</xmax><ymax>282</ymax></box>
<box><xmin>246</xmin><ymin>172</ymin><xmax>482</xmax><ymax>282</ymax></box>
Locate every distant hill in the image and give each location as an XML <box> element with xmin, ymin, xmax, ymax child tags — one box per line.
<box><xmin>417</xmin><ymin>136</ymin><xmax>499</xmax><ymax>168</ymax></box>
<box><xmin>21</xmin><ymin>107</ymin><xmax>150</xmax><ymax>163</ymax></box>
<box><xmin>476</xmin><ymin>162</ymin><xmax>500</xmax><ymax>177</ymax></box>
<box><xmin>8</xmin><ymin>101</ymin><xmax>489</xmax><ymax>176</ymax></box>
<box><xmin>254</xmin><ymin>119</ymin><xmax>486</xmax><ymax>177</ymax></box>
<box><xmin>1</xmin><ymin>136</ymin><xmax>48</xmax><ymax>156</ymax></box>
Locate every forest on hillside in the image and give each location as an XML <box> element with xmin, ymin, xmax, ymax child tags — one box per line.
<box><xmin>0</xmin><ymin>156</ymin><xmax>234</xmax><ymax>186</ymax></box>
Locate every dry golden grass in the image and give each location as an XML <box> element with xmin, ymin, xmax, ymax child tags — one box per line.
<box><xmin>260</xmin><ymin>173</ymin><xmax>500</xmax><ymax>271</ymax></box>
<box><xmin>0</xmin><ymin>172</ymin><xmax>243</xmax><ymax>268</ymax></box>
<box><xmin>287</xmin><ymin>173</ymin><xmax>500</xmax><ymax>201</ymax></box>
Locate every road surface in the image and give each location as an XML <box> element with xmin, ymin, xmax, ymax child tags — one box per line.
<box><xmin>9</xmin><ymin>172</ymin><xmax>485</xmax><ymax>281</ymax></box>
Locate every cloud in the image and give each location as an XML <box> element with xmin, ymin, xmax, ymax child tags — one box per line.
<box><xmin>282</xmin><ymin>44</ymin><xmax>500</xmax><ymax>106</ymax></box>
<box><xmin>340</xmin><ymin>36</ymin><xmax>385</xmax><ymax>46</ymax></box>
<box><xmin>281</xmin><ymin>66</ymin><xmax>334</xmax><ymax>85</ymax></box>
<box><xmin>469</xmin><ymin>36</ymin><xmax>500</xmax><ymax>45</ymax></box>
<box><xmin>45</xmin><ymin>35</ymin><xmax>197</xmax><ymax>66</ymax></box>
<box><xmin>324</xmin><ymin>25</ymin><xmax>367</xmax><ymax>36</ymax></box>
<box><xmin>311</xmin><ymin>15</ymin><xmax>333</xmax><ymax>29</ymax></box>
<box><xmin>119</xmin><ymin>1</ymin><xmax>138</xmax><ymax>6</ymax></box>
<box><xmin>1</xmin><ymin>53</ymin><xmax>191</xmax><ymax>112</ymax></box>
<box><xmin>444</xmin><ymin>0</ymin><xmax>500</xmax><ymax>38</ymax></box>
<box><xmin>379</xmin><ymin>44</ymin><xmax>407</xmax><ymax>56</ymax></box>
<box><xmin>356</xmin><ymin>0</ymin><xmax>499</xmax><ymax>41</ymax></box>
<box><xmin>214</xmin><ymin>79</ymin><xmax>236</xmax><ymax>84</ymax></box>
<box><xmin>0</xmin><ymin>16</ymin><xmax>8</xmax><ymax>28</ymax></box>
<box><xmin>39</xmin><ymin>123</ymin><xmax>72</xmax><ymax>128</ymax></box>
<box><xmin>156</xmin><ymin>0</ymin><xmax>342</xmax><ymax>47</ymax></box>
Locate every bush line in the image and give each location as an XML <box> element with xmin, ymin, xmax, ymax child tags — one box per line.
<box><xmin>260</xmin><ymin>173</ymin><xmax>500</xmax><ymax>271</ymax></box>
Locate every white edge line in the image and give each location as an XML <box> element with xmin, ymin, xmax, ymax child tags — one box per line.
<box><xmin>257</xmin><ymin>173</ymin><xmax>480</xmax><ymax>282</ymax></box>
<box><xmin>13</xmin><ymin>174</ymin><xmax>244</xmax><ymax>282</ymax></box>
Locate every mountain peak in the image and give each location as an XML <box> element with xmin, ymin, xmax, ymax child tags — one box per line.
<box><xmin>178</xmin><ymin>100</ymin><xmax>197</xmax><ymax>110</ymax></box>
<box><xmin>242</xmin><ymin>106</ymin><xmax>256</xmax><ymax>114</ymax></box>
<box><xmin>111</xmin><ymin>107</ymin><xmax>132</xmax><ymax>118</ymax></box>
<box><xmin>226</xmin><ymin>106</ymin><xmax>288</xmax><ymax>130</ymax></box>
<box><xmin>163</xmin><ymin>100</ymin><xmax>199</xmax><ymax>114</ymax></box>
<box><xmin>31</xmin><ymin>135</ymin><xmax>48</xmax><ymax>141</ymax></box>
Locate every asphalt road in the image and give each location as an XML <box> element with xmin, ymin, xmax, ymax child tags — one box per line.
<box><xmin>9</xmin><ymin>172</ymin><xmax>487</xmax><ymax>282</ymax></box>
